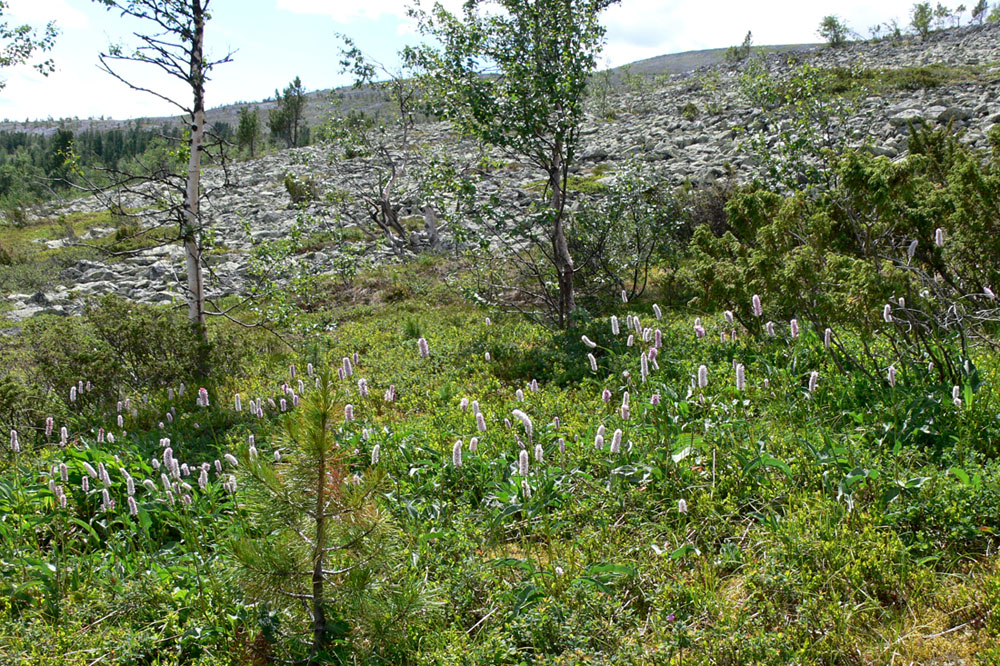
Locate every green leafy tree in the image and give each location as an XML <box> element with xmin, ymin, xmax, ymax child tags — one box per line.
<box><xmin>818</xmin><ymin>15</ymin><xmax>850</xmax><ymax>47</ymax></box>
<box><xmin>236</xmin><ymin>104</ymin><xmax>260</xmax><ymax>157</ymax></box>
<box><xmin>269</xmin><ymin>76</ymin><xmax>307</xmax><ymax>148</ymax></box>
<box><xmin>0</xmin><ymin>0</ymin><xmax>58</xmax><ymax>90</ymax></box>
<box><xmin>971</xmin><ymin>0</ymin><xmax>988</xmax><ymax>22</ymax></box>
<box><xmin>911</xmin><ymin>2</ymin><xmax>934</xmax><ymax>38</ymax></box>
<box><xmin>407</xmin><ymin>0</ymin><xmax>620</xmax><ymax>328</ymax></box>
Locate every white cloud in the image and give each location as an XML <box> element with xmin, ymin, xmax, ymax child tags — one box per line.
<box><xmin>600</xmin><ymin>0</ymin><xmax>920</xmax><ymax>68</ymax></box>
<box><xmin>6</xmin><ymin>0</ymin><xmax>90</xmax><ymax>30</ymax></box>
<box><xmin>275</xmin><ymin>0</ymin><xmax>466</xmax><ymax>23</ymax></box>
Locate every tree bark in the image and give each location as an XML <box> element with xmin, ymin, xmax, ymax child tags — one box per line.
<box><xmin>184</xmin><ymin>0</ymin><xmax>207</xmax><ymax>338</ymax></box>
<box><xmin>549</xmin><ymin>138</ymin><xmax>575</xmax><ymax>328</ymax></box>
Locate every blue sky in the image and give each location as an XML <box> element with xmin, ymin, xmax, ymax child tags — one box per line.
<box><xmin>1</xmin><ymin>0</ymin><xmax>940</xmax><ymax>122</ymax></box>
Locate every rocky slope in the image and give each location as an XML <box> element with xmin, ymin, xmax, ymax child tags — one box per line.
<box><xmin>4</xmin><ymin>22</ymin><xmax>1000</xmax><ymax>323</ymax></box>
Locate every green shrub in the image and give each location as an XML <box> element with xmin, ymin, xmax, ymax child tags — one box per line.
<box><xmin>680</xmin><ymin>102</ymin><xmax>699</xmax><ymax>121</ymax></box>
<box><xmin>283</xmin><ymin>172</ymin><xmax>319</xmax><ymax>205</ymax></box>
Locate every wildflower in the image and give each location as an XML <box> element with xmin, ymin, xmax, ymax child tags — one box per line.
<box><xmin>581</xmin><ymin>335</ymin><xmax>597</xmax><ymax>348</ymax></box>
<box><xmin>371</xmin><ymin>444</ymin><xmax>381</xmax><ymax>465</ymax></box>
<box><xmin>640</xmin><ymin>354</ymin><xmax>649</xmax><ymax>383</ymax></box>
<box><xmin>654</xmin><ymin>329</ymin><xmax>662</xmax><ymax>348</ymax></box>
<box><xmin>650</xmin><ymin>393</ymin><xmax>661</xmax><ymax>405</ymax></box>
<box><xmin>274</xmin><ymin>450</ymin><xmax>281</xmax><ymax>462</ymax></box>
<box><xmin>142</xmin><ymin>479</ymin><xmax>156</xmax><ymax>493</ymax></box>
<box><xmin>45</xmin><ymin>417</ymin><xmax>53</xmax><ymax>438</ymax></box>
<box><xmin>127</xmin><ymin>495</ymin><xmax>138</xmax><ymax>516</ymax></box>
<box><xmin>597</xmin><ymin>424</ymin><xmax>606</xmax><ymax>438</ymax></box>
<box><xmin>883</xmin><ymin>304</ymin><xmax>893</xmax><ymax>323</ymax></box>
<box><xmin>471</xmin><ymin>400</ymin><xmax>480</xmax><ymax>415</ymax></box>
<box><xmin>337</xmin><ymin>368</ymin><xmax>345</xmax><ymax>381</ymax></box>
<box><xmin>808</xmin><ymin>371</ymin><xmax>819</xmax><ymax>393</ymax></box>
<box><xmin>907</xmin><ymin>239</ymin><xmax>918</xmax><ymax>259</ymax></box>
<box><xmin>694</xmin><ymin>325</ymin><xmax>706</xmax><ymax>339</ymax></box>
<box><xmin>224</xmin><ymin>453</ymin><xmax>238</xmax><ymax>467</ymax></box>
<box><xmin>107</xmin><ymin>433</ymin><xmax>115</xmax><ymax>444</ymax></box>
<box><xmin>621</xmin><ymin>289</ymin><xmax>628</xmax><ymax>303</ymax></box>
<box><xmin>534</xmin><ymin>443</ymin><xmax>544</xmax><ymax>463</ymax></box>
<box><xmin>653</xmin><ymin>304</ymin><xmax>663</xmax><ymax>320</ymax></box>
<box><xmin>460</xmin><ymin>397</ymin><xmax>469</xmax><ymax>411</ymax></box>
<box><xmin>698</xmin><ymin>365</ymin><xmax>708</xmax><ymax>389</ymax></box>
<box><xmin>888</xmin><ymin>365</ymin><xmax>897</xmax><ymax>387</ymax></box>
<box><xmin>60</xmin><ymin>426</ymin><xmax>68</xmax><ymax>446</ymax></box>
<box><xmin>384</xmin><ymin>385</ymin><xmax>396</xmax><ymax>402</ymax></box>
<box><xmin>952</xmin><ymin>385</ymin><xmax>961</xmax><ymax>403</ymax></box>
<box><xmin>234</xmin><ymin>394</ymin><xmax>242</xmax><ymax>411</ymax></box>
<box><xmin>476</xmin><ymin>412</ymin><xmax>487</xmax><ymax>432</ymax></box>
<box><xmin>353</xmin><ymin>352</ymin><xmax>360</xmax><ymax>365</ymax></box>
<box><xmin>9</xmin><ymin>430</ymin><xmax>18</xmax><ymax>453</ymax></box>
<box><xmin>81</xmin><ymin>476</ymin><xmax>89</xmax><ymax>492</ymax></box>
<box><xmin>736</xmin><ymin>363</ymin><xmax>745</xmax><ymax>391</ymax></box>
<box><xmin>417</xmin><ymin>337</ymin><xmax>430</xmax><ymax>358</ymax></box>
<box><xmin>824</xmin><ymin>328</ymin><xmax>832</xmax><ymax>349</ymax></box>
<box><xmin>469</xmin><ymin>437</ymin><xmax>478</xmax><ymax>453</ymax></box>
<box><xmin>985</xmin><ymin>286</ymin><xmax>995</xmax><ymax>300</ymax></box>
<box><xmin>512</xmin><ymin>409</ymin><xmax>533</xmax><ymax>441</ymax></box>
<box><xmin>484</xmin><ymin>351</ymin><xmax>491</xmax><ymax>362</ymax></box>
<box><xmin>678</xmin><ymin>499</ymin><xmax>688</xmax><ymax>514</ymax></box>
<box><xmin>59</xmin><ymin>462</ymin><xmax>67</xmax><ymax>482</ymax></box>
<box><xmin>249</xmin><ymin>445</ymin><xmax>258</xmax><ymax>461</ymax></box>
<box><xmin>307</xmin><ymin>362</ymin><xmax>314</xmax><ymax>377</ymax></box>
<box><xmin>342</xmin><ymin>357</ymin><xmax>353</xmax><ymax>378</ymax></box>
<box><xmin>530</xmin><ymin>379</ymin><xmax>539</xmax><ymax>392</ymax></box>
<box><xmin>725</xmin><ymin>310</ymin><xmax>734</xmax><ymax>324</ymax></box>
<box><xmin>588</xmin><ymin>353</ymin><xmax>598</xmax><ymax>372</ymax></box>
<box><xmin>127</xmin><ymin>476</ymin><xmax>135</xmax><ymax>496</ymax></box>
<box><xmin>83</xmin><ymin>462</ymin><xmax>97</xmax><ymax>479</ymax></box>
<box><xmin>610</xmin><ymin>429</ymin><xmax>622</xmax><ymax>454</ymax></box>
<box><xmin>449</xmin><ymin>440</ymin><xmax>462</xmax><ymax>468</ymax></box>
<box><xmin>101</xmin><ymin>489</ymin><xmax>113</xmax><ymax>512</ymax></box>
<box><xmin>765</xmin><ymin>321</ymin><xmax>775</xmax><ymax>337</ymax></box>
<box><xmin>611</xmin><ymin>316</ymin><xmax>620</xmax><ymax>335</ymax></box>
<box><xmin>935</xmin><ymin>227</ymin><xmax>944</xmax><ymax>246</ymax></box>
<box><xmin>345</xmin><ymin>404</ymin><xmax>354</xmax><ymax>422</ymax></box>
<box><xmin>602</xmin><ymin>388</ymin><xmax>612</xmax><ymax>402</ymax></box>
<box><xmin>518</xmin><ymin>448</ymin><xmax>529</xmax><ymax>476</ymax></box>
<box><xmin>516</xmin><ymin>388</ymin><xmax>525</xmax><ymax>402</ymax></box>
<box><xmin>790</xmin><ymin>319</ymin><xmax>799</xmax><ymax>338</ymax></box>
<box><xmin>627</xmin><ymin>334</ymin><xmax>634</xmax><ymax>347</ymax></box>
<box><xmin>594</xmin><ymin>433</ymin><xmax>604</xmax><ymax>450</ymax></box>
<box><xmin>752</xmin><ymin>294</ymin><xmax>762</xmax><ymax>317</ymax></box>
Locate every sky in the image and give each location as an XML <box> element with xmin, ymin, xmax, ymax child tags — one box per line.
<box><xmin>0</xmin><ymin>0</ymin><xmax>938</xmax><ymax>122</ymax></box>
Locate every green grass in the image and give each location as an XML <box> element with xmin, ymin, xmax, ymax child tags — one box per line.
<box><xmin>1</xmin><ymin>258</ymin><xmax>998</xmax><ymax>663</ymax></box>
<box><xmin>820</xmin><ymin>62</ymin><xmax>1000</xmax><ymax>96</ymax></box>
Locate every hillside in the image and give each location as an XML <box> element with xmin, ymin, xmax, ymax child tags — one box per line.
<box><xmin>0</xmin><ymin>41</ymin><xmax>823</xmax><ymax>136</ymax></box>
<box><xmin>3</xmin><ymin>21</ymin><xmax>999</xmax><ymax>322</ymax></box>
<box><xmin>2</xmin><ymin>16</ymin><xmax>1000</xmax><ymax>666</ymax></box>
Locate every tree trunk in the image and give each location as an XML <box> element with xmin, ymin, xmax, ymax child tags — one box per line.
<box><xmin>549</xmin><ymin>139</ymin><xmax>574</xmax><ymax>328</ymax></box>
<box><xmin>423</xmin><ymin>205</ymin><xmax>443</xmax><ymax>252</ymax></box>
<box><xmin>184</xmin><ymin>0</ymin><xmax>207</xmax><ymax>339</ymax></box>
<box><xmin>310</xmin><ymin>451</ymin><xmax>327</xmax><ymax>663</ymax></box>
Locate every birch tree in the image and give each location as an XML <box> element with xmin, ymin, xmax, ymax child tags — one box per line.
<box><xmin>93</xmin><ymin>0</ymin><xmax>231</xmax><ymax>337</ymax></box>
<box><xmin>0</xmin><ymin>0</ymin><xmax>58</xmax><ymax>89</ymax></box>
<box><xmin>406</xmin><ymin>0</ymin><xmax>619</xmax><ymax>328</ymax></box>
